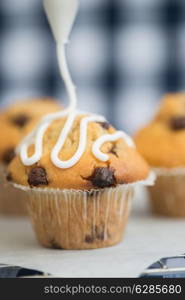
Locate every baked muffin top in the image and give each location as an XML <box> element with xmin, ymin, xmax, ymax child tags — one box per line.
<box><xmin>135</xmin><ymin>93</ymin><xmax>185</xmax><ymax>168</ymax></box>
<box><xmin>8</xmin><ymin>114</ymin><xmax>150</xmax><ymax>190</ymax></box>
<box><xmin>0</xmin><ymin>99</ymin><xmax>61</xmax><ymax>165</ymax></box>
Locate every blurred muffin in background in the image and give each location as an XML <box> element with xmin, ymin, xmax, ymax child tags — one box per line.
<box><xmin>135</xmin><ymin>92</ymin><xmax>185</xmax><ymax>217</ymax></box>
<box><xmin>0</xmin><ymin>98</ymin><xmax>61</xmax><ymax>216</ymax></box>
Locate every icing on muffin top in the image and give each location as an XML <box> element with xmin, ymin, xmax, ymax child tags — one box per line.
<box><xmin>9</xmin><ymin>115</ymin><xmax>150</xmax><ymax>189</ymax></box>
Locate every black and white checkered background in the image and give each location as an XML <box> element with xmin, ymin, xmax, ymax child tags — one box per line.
<box><xmin>0</xmin><ymin>0</ymin><xmax>185</xmax><ymax>133</ymax></box>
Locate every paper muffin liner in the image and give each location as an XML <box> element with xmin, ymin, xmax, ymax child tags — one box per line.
<box><xmin>13</xmin><ymin>185</ymin><xmax>133</xmax><ymax>249</ymax></box>
<box><xmin>148</xmin><ymin>167</ymin><xmax>185</xmax><ymax>217</ymax></box>
<box><xmin>12</xmin><ymin>172</ymin><xmax>155</xmax><ymax>249</ymax></box>
<box><xmin>0</xmin><ymin>164</ymin><xmax>27</xmax><ymax>216</ymax></box>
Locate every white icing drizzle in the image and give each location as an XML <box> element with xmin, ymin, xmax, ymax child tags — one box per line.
<box><xmin>57</xmin><ymin>44</ymin><xmax>77</xmax><ymax>110</ymax></box>
<box><xmin>51</xmin><ymin>113</ymin><xmax>106</xmax><ymax>169</ymax></box>
<box><xmin>18</xmin><ymin>0</ymin><xmax>135</xmax><ymax>169</ymax></box>
<box><xmin>92</xmin><ymin>131</ymin><xmax>135</xmax><ymax>162</ymax></box>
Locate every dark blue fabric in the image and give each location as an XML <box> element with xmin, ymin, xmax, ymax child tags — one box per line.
<box><xmin>0</xmin><ymin>0</ymin><xmax>184</xmax><ymax>133</ymax></box>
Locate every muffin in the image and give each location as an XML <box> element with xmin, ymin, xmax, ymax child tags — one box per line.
<box><xmin>0</xmin><ymin>99</ymin><xmax>61</xmax><ymax>215</ymax></box>
<box><xmin>135</xmin><ymin>92</ymin><xmax>185</xmax><ymax>217</ymax></box>
<box><xmin>8</xmin><ymin>113</ymin><xmax>153</xmax><ymax>249</ymax></box>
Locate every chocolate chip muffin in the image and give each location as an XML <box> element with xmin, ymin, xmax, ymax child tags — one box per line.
<box><xmin>135</xmin><ymin>92</ymin><xmax>185</xmax><ymax>217</ymax></box>
<box><xmin>8</xmin><ymin>114</ymin><xmax>153</xmax><ymax>249</ymax></box>
<box><xmin>0</xmin><ymin>98</ymin><xmax>61</xmax><ymax>215</ymax></box>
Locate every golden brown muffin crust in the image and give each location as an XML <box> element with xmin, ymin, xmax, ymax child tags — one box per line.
<box><xmin>135</xmin><ymin>92</ymin><xmax>185</xmax><ymax>168</ymax></box>
<box><xmin>8</xmin><ymin>115</ymin><xmax>150</xmax><ymax>190</ymax></box>
<box><xmin>0</xmin><ymin>99</ymin><xmax>61</xmax><ymax>164</ymax></box>
<box><xmin>155</xmin><ymin>93</ymin><xmax>185</xmax><ymax>122</ymax></box>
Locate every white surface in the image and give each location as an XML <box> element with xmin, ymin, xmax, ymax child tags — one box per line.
<box><xmin>0</xmin><ymin>187</ymin><xmax>185</xmax><ymax>278</ymax></box>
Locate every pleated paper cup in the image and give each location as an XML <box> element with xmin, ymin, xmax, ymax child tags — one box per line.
<box><xmin>13</xmin><ymin>184</ymin><xmax>134</xmax><ymax>250</ymax></box>
<box><xmin>148</xmin><ymin>168</ymin><xmax>185</xmax><ymax>217</ymax></box>
<box><xmin>0</xmin><ymin>164</ymin><xmax>27</xmax><ymax>216</ymax></box>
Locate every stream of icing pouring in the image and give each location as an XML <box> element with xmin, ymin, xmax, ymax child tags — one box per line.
<box><xmin>19</xmin><ymin>0</ymin><xmax>135</xmax><ymax>169</ymax></box>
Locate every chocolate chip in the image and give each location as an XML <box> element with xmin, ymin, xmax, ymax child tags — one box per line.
<box><xmin>87</xmin><ymin>167</ymin><xmax>116</xmax><ymax>188</ymax></box>
<box><xmin>49</xmin><ymin>239</ymin><xmax>62</xmax><ymax>249</ymax></box>
<box><xmin>11</xmin><ymin>114</ymin><xmax>30</xmax><ymax>128</ymax></box>
<box><xmin>109</xmin><ymin>145</ymin><xmax>118</xmax><ymax>157</ymax></box>
<box><xmin>28</xmin><ymin>167</ymin><xmax>48</xmax><ymax>187</ymax></box>
<box><xmin>95</xmin><ymin>226</ymin><xmax>104</xmax><ymax>241</ymax></box>
<box><xmin>170</xmin><ymin>116</ymin><xmax>185</xmax><ymax>130</ymax></box>
<box><xmin>85</xmin><ymin>235</ymin><xmax>94</xmax><ymax>243</ymax></box>
<box><xmin>97</xmin><ymin>122</ymin><xmax>110</xmax><ymax>130</ymax></box>
<box><xmin>85</xmin><ymin>226</ymin><xmax>105</xmax><ymax>243</ymax></box>
<box><xmin>2</xmin><ymin>148</ymin><xmax>15</xmax><ymax>164</ymax></box>
<box><xmin>6</xmin><ymin>173</ymin><xmax>12</xmax><ymax>182</ymax></box>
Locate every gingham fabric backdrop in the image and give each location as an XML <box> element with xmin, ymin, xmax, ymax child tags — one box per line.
<box><xmin>0</xmin><ymin>0</ymin><xmax>185</xmax><ymax>133</ymax></box>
